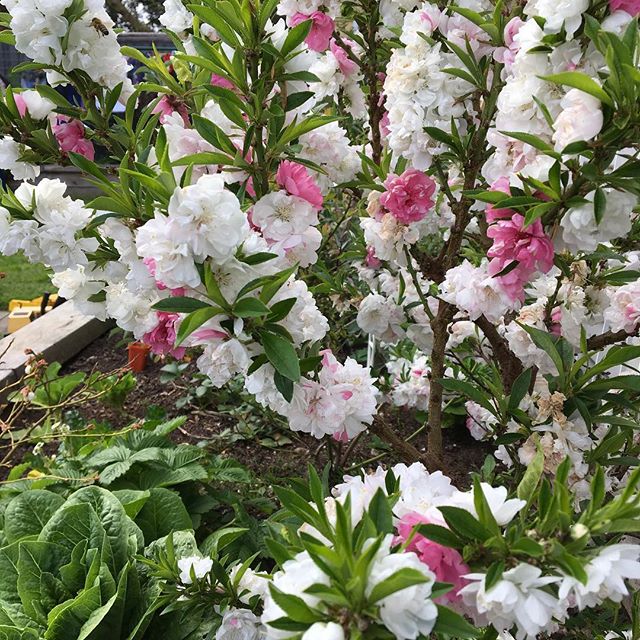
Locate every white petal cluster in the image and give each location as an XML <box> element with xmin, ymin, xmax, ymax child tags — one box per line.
<box><xmin>560</xmin><ymin>190</ymin><xmax>637</xmax><ymax>254</ymax></box>
<box><xmin>384</xmin><ymin>5</ymin><xmax>474</xmax><ymax>169</ymax></box>
<box><xmin>177</xmin><ymin>555</ymin><xmax>214</xmax><ymax>584</ymax></box>
<box><xmin>262</xmin><ymin>551</ymin><xmax>330</xmax><ymax>640</ymax></box>
<box><xmin>357</xmin><ymin>293</ymin><xmax>406</xmax><ymax>344</ymax></box>
<box><xmin>297</xmin><ymin>122</ymin><xmax>360</xmax><ymax>193</ymax></box>
<box><xmin>0</xmin><ymin>136</ymin><xmax>39</xmax><ymax>181</ymax></box>
<box><xmin>440</xmin><ymin>260</ymin><xmax>515</xmax><ymax>323</ymax></box>
<box><xmin>386</xmin><ymin>353</ymin><xmax>430</xmax><ymax>410</ymax></box>
<box><xmin>365</xmin><ymin>538</ymin><xmax>438</xmax><ymax>639</ymax></box>
<box><xmin>558</xmin><ymin>544</ymin><xmax>640</xmax><ymax>610</ymax></box>
<box><xmin>460</xmin><ymin>564</ymin><xmax>561</xmax><ymax>640</ymax></box>
<box><xmin>1</xmin><ymin>179</ymin><xmax>97</xmax><ymax>271</ymax></box>
<box><xmin>7</xmin><ymin>0</ymin><xmax>133</xmax><ymax>98</ymax></box>
<box><xmin>136</xmin><ymin>174</ymin><xmax>249</xmax><ymax>290</ymax></box>
<box><xmin>285</xmin><ymin>351</ymin><xmax>378</xmax><ymax>440</ymax></box>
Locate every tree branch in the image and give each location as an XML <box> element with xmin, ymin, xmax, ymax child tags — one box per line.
<box><xmin>368</xmin><ymin>413</ymin><xmax>440</xmax><ymax>471</ymax></box>
<box><xmin>475</xmin><ymin>315</ymin><xmax>524</xmax><ymax>392</ymax></box>
<box><xmin>587</xmin><ymin>329</ymin><xmax>637</xmax><ymax>351</ymax></box>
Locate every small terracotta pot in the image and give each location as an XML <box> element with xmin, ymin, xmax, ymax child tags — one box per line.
<box><xmin>127</xmin><ymin>342</ymin><xmax>151</xmax><ymax>372</ymax></box>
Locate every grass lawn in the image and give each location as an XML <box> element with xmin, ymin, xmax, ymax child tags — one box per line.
<box><xmin>0</xmin><ymin>254</ymin><xmax>53</xmax><ymax>309</ymax></box>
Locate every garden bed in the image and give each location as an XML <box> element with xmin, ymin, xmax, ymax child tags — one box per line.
<box><xmin>53</xmin><ymin>332</ymin><xmax>490</xmax><ymax>487</ymax></box>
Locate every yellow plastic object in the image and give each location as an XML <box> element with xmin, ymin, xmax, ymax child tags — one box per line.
<box><xmin>7</xmin><ymin>307</ymin><xmax>36</xmax><ymax>333</ymax></box>
<box><xmin>8</xmin><ymin>294</ymin><xmax>58</xmax><ymax>312</ymax></box>
<box><xmin>6</xmin><ymin>294</ymin><xmax>59</xmax><ymax>333</ymax></box>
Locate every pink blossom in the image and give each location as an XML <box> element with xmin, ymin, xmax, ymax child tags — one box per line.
<box><xmin>504</xmin><ymin>17</ymin><xmax>524</xmax><ymax>47</ymax></box>
<box><xmin>143</xmin><ymin>312</ymin><xmax>186</xmax><ymax>359</ymax></box>
<box><xmin>320</xmin><ymin>348</ymin><xmax>341</xmax><ymax>375</ymax></box>
<box><xmin>52</xmin><ymin>116</ymin><xmax>95</xmax><ymax>160</ymax></box>
<box><xmin>14</xmin><ymin>94</ymin><xmax>27</xmax><ymax>117</ymax></box>
<box><xmin>152</xmin><ymin>95</ymin><xmax>189</xmax><ymax>127</ymax></box>
<box><xmin>487</xmin><ymin>214</ymin><xmax>554</xmax><ymax>302</ymax></box>
<box><xmin>380</xmin><ymin>110</ymin><xmax>391</xmax><ymax>140</ymax></box>
<box><xmin>380</xmin><ymin>169</ymin><xmax>437</xmax><ymax>224</ymax></box>
<box><xmin>493</xmin><ymin>17</ymin><xmax>523</xmax><ymax>65</ymax></box>
<box><xmin>275</xmin><ymin>160</ymin><xmax>323</xmax><ymax>210</ymax></box>
<box><xmin>192</xmin><ymin>328</ymin><xmax>228</xmax><ymax>341</ymax></box>
<box><xmin>550</xmin><ymin>306</ymin><xmax>562</xmax><ymax>336</ymax></box>
<box><xmin>290</xmin><ymin>11</ymin><xmax>335</xmax><ymax>52</ymax></box>
<box><xmin>625</xmin><ymin>303</ymin><xmax>640</xmax><ymax>328</ymax></box>
<box><xmin>485</xmin><ymin>176</ymin><xmax>512</xmax><ymax>223</ymax></box>
<box><xmin>71</xmin><ymin>138</ymin><xmax>96</xmax><ymax>161</ymax></box>
<box><xmin>610</xmin><ymin>0</ymin><xmax>640</xmax><ymax>15</ymax></box>
<box><xmin>418</xmin><ymin>6</ymin><xmax>441</xmax><ymax>32</ymax></box>
<box><xmin>395</xmin><ymin>512</ymin><xmax>469</xmax><ymax>604</ymax></box>
<box><xmin>329</xmin><ymin>38</ymin><xmax>359</xmax><ymax>76</ymax></box>
<box><xmin>365</xmin><ymin>246</ymin><xmax>381</xmax><ymax>269</ymax></box>
<box><xmin>210</xmin><ymin>74</ymin><xmax>236</xmax><ymax>90</ymax></box>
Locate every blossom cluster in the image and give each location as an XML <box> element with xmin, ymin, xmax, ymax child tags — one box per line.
<box><xmin>175</xmin><ymin>462</ymin><xmax>640</xmax><ymax>640</ymax></box>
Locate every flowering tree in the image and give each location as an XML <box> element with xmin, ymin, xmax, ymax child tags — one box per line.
<box><xmin>1</xmin><ymin>0</ymin><xmax>640</xmax><ymax>636</ymax></box>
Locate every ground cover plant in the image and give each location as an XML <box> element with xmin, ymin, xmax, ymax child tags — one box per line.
<box><xmin>0</xmin><ymin>0</ymin><xmax>640</xmax><ymax>637</ymax></box>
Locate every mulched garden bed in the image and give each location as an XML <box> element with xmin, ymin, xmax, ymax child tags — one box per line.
<box><xmin>2</xmin><ymin>331</ymin><xmax>491</xmax><ymax>487</ymax></box>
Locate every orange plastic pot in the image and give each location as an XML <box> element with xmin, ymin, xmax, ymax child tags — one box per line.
<box><xmin>127</xmin><ymin>342</ymin><xmax>151</xmax><ymax>372</ymax></box>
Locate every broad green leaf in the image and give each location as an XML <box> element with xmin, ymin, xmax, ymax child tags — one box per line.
<box><xmin>112</xmin><ymin>491</ymin><xmax>150</xmax><ymax>520</ymax></box>
<box><xmin>415</xmin><ymin>524</ymin><xmax>461</xmax><ymax>549</ymax></box>
<box><xmin>44</xmin><ymin>584</ymin><xmax>102</xmax><ymax>640</ymax></box>
<box><xmin>260</xmin><ymin>331</ymin><xmax>300</xmax><ymax>382</ymax></box>
<box><xmin>16</xmin><ymin>542</ymin><xmax>69</xmax><ymax>624</ymax></box>
<box><xmin>134</xmin><ymin>489</ymin><xmax>192</xmax><ymax>544</ymax></box>
<box><xmin>4</xmin><ymin>491</ymin><xmax>65</xmax><ymax>543</ymax></box>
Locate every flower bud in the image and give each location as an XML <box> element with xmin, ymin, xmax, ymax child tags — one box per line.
<box><xmin>302</xmin><ymin>622</ymin><xmax>345</xmax><ymax>640</ymax></box>
<box><xmin>571</xmin><ymin>523</ymin><xmax>589</xmax><ymax>540</ymax></box>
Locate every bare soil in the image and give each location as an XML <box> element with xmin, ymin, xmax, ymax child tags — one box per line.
<box><xmin>3</xmin><ymin>331</ymin><xmax>491</xmax><ymax>486</ymax></box>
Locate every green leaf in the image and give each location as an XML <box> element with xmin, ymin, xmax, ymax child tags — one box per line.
<box><xmin>152</xmin><ymin>297</ymin><xmax>210</xmax><ymax>313</ymax></box>
<box><xmin>367</xmin><ymin>490</ymin><xmax>393</xmax><ymax>535</ymax></box>
<box><xmin>17</xmin><ymin>541</ymin><xmax>69</xmax><ymax>624</ymax></box>
<box><xmin>508</xmin><ymin>368</ymin><xmax>532</xmax><ymax>413</ymax></box>
<box><xmin>200</xmin><ymin>527</ymin><xmax>249</xmax><ymax>556</ymax></box>
<box><xmin>542</xmin><ymin>72</ymin><xmax>614</xmax><ymax>107</ymax></box>
<box><xmin>511</xmin><ymin>537</ymin><xmax>544</xmax><ymax>557</ymax></box>
<box><xmin>500</xmin><ymin>131</ymin><xmax>559</xmax><ymax>157</ymax></box>
<box><xmin>484</xmin><ymin>560</ymin><xmax>505</xmax><ymax>589</ymax></box>
<box><xmin>238</xmin><ymin>252</ymin><xmax>278</xmax><ymax>266</ymax></box>
<box><xmin>517</xmin><ymin>439</ymin><xmax>544</xmax><ymax>502</ymax></box>
<box><xmin>112</xmin><ymin>490</ymin><xmax>150</xmax><ymax>520</ymax></box>
<box><xmin>44</xmin><ymin>584</ymin><xmax>102</xmax><ymax>640</ymax></box>
<box><xmin>267</xmin><ymin>586</ymin><xmax>322</xmax><ymax>624</ymax></box>
<box><xmin>4</xmin><ymin>491</ymin><xmax>65</xmax><ymax>543</ymax></box>
<box><xmin>433</xmin><ymin>605</ymin><xmax>480</xmax><ymax>638</ymax></box>
<box><xmin>260</xmin><ymin>331</ymin><xmax>300</xmax><ymax>382</ymax></box>
<box><xmin>415</xmin><ymin>524</ymin><xmax>461</xmax><ymax>549</ymax></box>
<box><xmin>175</xmin><ymin>307</ymin><xmax>223</xmax><ymax>346</ymax></box>
<box><xmin>438</xmin><ymin>379</ymin><xmax>496</xmax><ymax>416</ymax></box>
<box><xmin>519</xmin><ymin>324</ymin><xmax>565</xmax><ymax>377</ymax></box>
<box><xmin>367</xmin><ymin>567</ymin><xmax>431</xmax><ymax>604</ymax></box>
<box><xmin>134</xmin><ymin>488</ymin><xmax>192</xmax><ymax>543</ymax></box>
<box><xmin>437</xmin><ymin>507</ymin><xmax>491</xmax><ymax>542</ymax></box>
<box><xmin>233</xmin><ymin>297</ymin><xmax>271</xmax><ymax>318</ymax></box>
<box><xmin>280</xmin><ymin>18</ymin><xmax>312</xmax><ymax>57</ymax></box>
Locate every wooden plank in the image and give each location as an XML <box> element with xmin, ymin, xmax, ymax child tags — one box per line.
<box><xmin>0</xmin><ymin>301</ymin><xmax>111</xmax><ymax>397</ymax></box>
